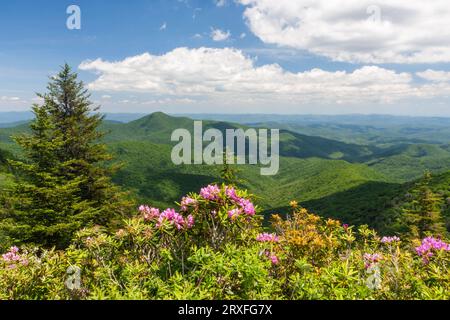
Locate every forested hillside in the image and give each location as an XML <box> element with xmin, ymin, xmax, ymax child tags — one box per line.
<box><xmin>0</xmin><ymin>148</ymin><xmax>13</xmax><ymax>191</ymax></box>
<box><xmin>1</xmin><ymin>111</ymin><xmax>449</xmax><ymax>234</ymax></box>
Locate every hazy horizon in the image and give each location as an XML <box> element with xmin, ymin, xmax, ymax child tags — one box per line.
<box><xmin>2</xmin><ymin>110</ymin><xmax>450</xmax><ymax>118</ymax></box>
<box><xmin>2</xmin><ymin>110</ymin><xmax>450</xmax><ymax>126</ymax></box>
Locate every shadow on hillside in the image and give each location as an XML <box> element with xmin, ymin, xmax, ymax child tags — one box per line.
<box><xmin>262</xmin><ymin>180</ymin><xmax>406</xmax><ymax>233</ymax></box>
<box><xmin>114</xmin><ymin>168</ymin><xmax>218</xmax><ymax>207</ymax></box>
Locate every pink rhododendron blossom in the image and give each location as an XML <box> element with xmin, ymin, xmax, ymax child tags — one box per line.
<box><xmin>363</xmin><ymin>253</ymin><xmax>383</xmax><ymax>269</ymax></box>
<box><xmin>415</xmin><ymin>237</ymin><xmax>450</xmax><ymax>263</ymax></box>
<box><xmin>2</xmin><ymin>246</ymin><xmax>21</xmax><ymax>262</ymax></box>
<box><xmin>200</xmin><ymin>185</ymin><xmax>220</xmax><ymax>200</ymax></box>
<box><xmin>2</xmin><ymin>246</ymin><xmax>28</xmax><ymax>267</ymax></box>
<box><xmin>2</xmin><ymin>247</ymin><xmax>20</xmax><ymax>262</ymax></box>
<box><xmin>157</xmin><ymin>208</ymin><xmax>186</xmax><ymax>230</ymax></box>
<box><xmin>381</xmin><ymin>236</ymin><xmax>400</xmax><ymax>244</ymax></box>
<box><xmin>228</xmin><ymin>208</ymin><xmax>242</xmax><ymax>220</ymax></box>
<box><xmin>239</xmin><ymin>199</ymin><xmax>255</xmax><ymax>216</ymax></box>
<box><xmin>139</xmin><ymin>205</ymin><xmax>160</xmax><ymax>221</ymax></box>
<box><xmin>256</xmin><ymin>233</ymin><xmax>279</xmax><ymax>243</ymax></box>
<box><xmin>140</xmin><ymin>205</ymin><xmax>194</xmax><ymax>230</ymax></box>
<box><xmin>270</xmin><ymin>255</ymin><xmax>279</xmax><ymax>265</ymax></box>
<box><xmin>186</xmin><ymin>215</ymin><xmax>195</xmax><ymax>229</ymax></box>
<box><xmin>225</xmin><ymin>186</ymin><xmax>240</xmax><ymax>202</ymax></box>
<box><xmin>263</xmin><ymin>250</ymin><xmax>279</xmax><ymax>265</ymax></box>
<box><xmin>180</xmin><ymin>196</ymin><xmax>197</xmax><ymax>211</ymax></box>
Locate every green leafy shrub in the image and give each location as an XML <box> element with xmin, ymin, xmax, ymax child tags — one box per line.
<box><xmin>1</xmin><ymin>184</ymin><xmax>449</xmax><ymax>300</ymax></box>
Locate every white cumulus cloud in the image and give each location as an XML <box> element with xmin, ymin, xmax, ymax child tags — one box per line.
<box><xmin>417</xmin><ymin>70</ymin><xmax>450</xmax><ymax>82</ymax></box>
<box><xmin>238</xmin><ymin>0</ymin><xmax>450</xmax><ymax>64</ymax></box>
<box><xmin>1</xmin><ymin>96</ymin><xmax>21</xmax><ymax>102</ymax></box>
<box><xmin>215</xmin><ymin>0</ymin><xmax>227</xmax><ymax>7</ymax></box>
<box><xmin>210</xmin><ymin>28</ymin><xmax>231</xmax><ymax>41</ymax></box>
<box><xmin>78</xmin><ymin>47</ymin><xmax>450</xmax><ymax>107</ymax></box>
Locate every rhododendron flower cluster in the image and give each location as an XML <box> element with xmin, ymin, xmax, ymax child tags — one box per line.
<box><xmin>269</xmin><ymin>255</ymin><xmax>279</xmax><ymax>265</ymax></box>
<box><xmin>200</xmin><ymin>184</ymin><xmax>220</xmax><ymax>200</ymax></box>
<box><xmin>223</xmin><ymin>186</ymin><xmax>256</xmax><ymax>218</ymax></box>
<box><xmin>239</xmin><ymin>199</ymin><xmax>256</xmax><ymax>216</ymax></box>
<box><xmin>227</xmin><ymin>208</ymin><xmax>242</xmax><ymax>220</ymax></box>
<box><xmin>257</xmin><ymin>233</ymin><xmax>280</xmax><ymax>265</ymax></box>
<box><xmin>1</xmin><ymin>246</ymin><xmax>28</xmax><ymax>268</ymax></box>
<box><xmin>196</xmin><ymin>185</ymin><xmax>258</xmax><ymax>221</ymax></box>
<box><xmin>227</xmin><ymin>186</ymin><xmax>255</xmax><ymax>215</ymax></box>
<box><xmin>180</xmin><ymin>196</ymin><xmax>197</xmax><ymax>211</ymax></box>
<box><xmin>256</xmin><ymin>233</ymin><xmax>279</xmax><ymax>243</ymax></box>
<box><xmin>157</xmin><ymin>209</ymin><xmax>186</xmax><ymax>229</ymax></box>
<box><xmin>225</xmin><ymin>186</ymin><xmax>240</xmax><ymax>202</ymax></box>
<box><xmin>415</xmin><ymin>237</ymin><xmax>450</xmax><ymax>263</ymax></box>
<box><xmin>138</xmin><ymin>184</ymin><xmax>257</xmax><ymax>231</ymax></box>
<box><xmin>139</xmin><ymin>206</ymin><xmax>194</xmax><ymax>230</ymax></box>
<box><xmin>226</xmin><ymin>202</ymin><xmax>255</xmax><ymax>220</ymax></box>
<box><xmin>381</xmin><ymin>236</ymin><xmax>400</xmax><ymax>244</ymax></box>
<box><xmin>262</xmin><ymin>250</ymin><xmax>279</xmax><ymax>265</ymax></box>
<box><xmin>186</xmin><ymin>214</ymin><xmax>195</xmax><ymax>229</ymax></box>
<box><xmin>139</xmin><ymin>205</ymin><xmax>160</xmax><ymax>221</ymax></box>
<box><xmin>363</xmin><ymin>253</ymin><xmax>383</xmax><ymax>269</ymax></box>
<box><xmin>2</xmin><ymin>246</ymin><xmax>21</xmax><ymax>262</ymax></box>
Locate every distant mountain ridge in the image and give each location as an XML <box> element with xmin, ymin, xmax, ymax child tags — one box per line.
<box><xmin>98</xmin><ymin>112</ymin><xmax>378</xmax><ymax>163</ymax></box>
<box><xmin>2</xmin><ymin>111</ymin><xmax>450</xmax><ymax>125</ymax></box>
<box><xmin>181</xmin><ymin>113</ymin><xmax>450</xmax><ymax>125</ymax></box>
<box><xmin>1</xmin><ymin>112</ymin><xmax>449</xmax><ymax>178</ymax></box>
<box><xmin>0</xmin><ymin>111</ymin><xmax>147</xmax><ymax>124</ymax></box>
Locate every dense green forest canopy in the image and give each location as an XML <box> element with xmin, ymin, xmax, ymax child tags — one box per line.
<box><xmin>1</xmin><ymin>111</ymin><xmax>449</xmax><ymax>234</ymax></box>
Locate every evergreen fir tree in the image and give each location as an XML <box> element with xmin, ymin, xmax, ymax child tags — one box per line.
<box><xmin>402</xmin><ymin>171</ymin><xmax>446</xmax><ymax>239</ymax></box>
<box><xmin>220</xmin><ymin>148</ymin><xmax>242</xmax><ymax>186</ymax></box>
<box><xmin>0</xmin><ymin>64</ymin><xmax>131</xmax><ymax>248</ymax></box>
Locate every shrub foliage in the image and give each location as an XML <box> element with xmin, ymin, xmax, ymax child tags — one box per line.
<box><xmin>1</xmin><ymin>184</ymin><xmax>449</xmax><ymax>300</ymax></box>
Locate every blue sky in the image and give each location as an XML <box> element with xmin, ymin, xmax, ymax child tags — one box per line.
<box><xmin>1</xmin><ymin>0</ymin><xmax>450</xmax><ymax>116</ymax></box>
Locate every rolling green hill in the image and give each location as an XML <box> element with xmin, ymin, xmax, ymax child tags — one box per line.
<box><xmin>0</xmin><ymin>113</ymin><xmax>384</xmax><ymax>205</ymax></box>
<box><xmin>366</xmin><ymin>144</ymin><xmax>450</xmax><ymax>182</ymax></box>
<box><xmin>0</xmin><ymin>112</ymin><xmax>449</xmax><ymax>233</ymax></box>
<box><xmin>108</xmin><ymin>138</ymin><xmax>385</xmax><ymax>209</ymax></box>
<box><xmin>4</xmin><ymin>113</ymin><xmax>448</xmax><ymax>177</ymax></box>
<box><xmin>244</xmin><ymin>122</ymin><xmax>450</xmax><ymax>182</ymax></box>
<box><xmin>301</xmin><ymin>170</ymin><xmax>450</xmax><ymax>232</ymax></box>
<box><xmin>102</xmin><ymin>112</ymin><xmax>377</xmax><ymax>162</ymax></box>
